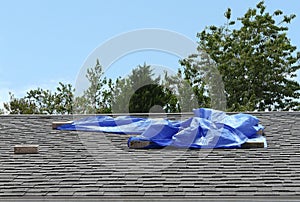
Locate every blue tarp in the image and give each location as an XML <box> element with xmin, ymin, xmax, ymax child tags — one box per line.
<box><xmin>58</xmin><ymin>108</ymin><xmax>266</xmax><ymax>149</ymax></box>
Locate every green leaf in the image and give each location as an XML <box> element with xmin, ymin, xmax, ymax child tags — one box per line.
<box><xmin>224</xmin><ymin>8</ymin><xmax>231</xmax><ymax>19</ymax></box>
<box><xmin>229</xmin><ymin>21</ymin><xmax>235</xmax><ymax>25</ymax></box>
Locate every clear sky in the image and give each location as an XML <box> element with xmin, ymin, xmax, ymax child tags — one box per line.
<box><xmin>0</xmin><ymin>0</ymin><xmax>299</xmax><ymax>109</ymax></box>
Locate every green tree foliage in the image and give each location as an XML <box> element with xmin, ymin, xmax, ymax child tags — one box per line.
<box><xmin>110</xmin><ymin>76</ymin><xmax>132</xmax><ymax>113</ymax></box>
<box><xmin>3</xmin><ymin>59</ymin><xmax>113</xmax><ymax>115</ymax></box>
<box><xmin>4</xmin><ymin>92</ymin><xmax>38</xmax><ymax>114</ymax></box>
<box><xmin>74</xmin><ymin>59</ymin><xmax>114</xmax><ymax>114</ymax></box>
<box><xmin>128</xmin><ymin>64</ymin><xmax>167</xmax><ymax>113</ymax></box>
<box><xmin>184</xmin><ymin>1</ymin><xmax>300</xmax><ymax>111</ymax></box>
<box><xmin>80</xmin><ymin>59</ymin><xmax>105</xmax><ymax>113</ymax></box>
<box><xmin>55</xmin><ymin>82</ymin><xmax>74</xmax><ymax>114</ymax></box>
<box><xmin>180</xmin><ymin>51</ymin><xmax>227</xmax><ymax>110</ymax></box>
<box><xmin>112</xmin><ymin>63</ymin><xmax>177</xmax><ymax>113</ymax></box>
<box><xmin>4</xmin><ymin>82</ymin><xmax>74</xmax><ymax>114</ymax></box>
<box><xmin>163</xmin><ymin>69</ymin><xmax>199</xmax><ymax>112</ymax></box>
<box><xmin>26</xmin><ymin>88</ymin><xmax>57</xmax><ymax>114</ymax></box>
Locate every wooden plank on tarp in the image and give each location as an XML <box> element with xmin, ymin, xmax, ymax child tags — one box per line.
<box><xmin>241</xmin><ymin>140</ymin><xmax>265</xmax><ymax>149</ymax></box>
<box><xmin>128</xmin><ymin>140</ymin><xmax>152</xmax><ymax>149</ymax></box>
<box><xmin>52</xmin><ymin>121</ymin><xmax>73</xmax><ymax>129</ymax></box>
<box><xmin>128</xmin><ymin>139</ymin><xmax>265</xmax><ymax>149</ymax></box>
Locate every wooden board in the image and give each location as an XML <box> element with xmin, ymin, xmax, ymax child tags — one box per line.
<box><xmin>128</xmin><ymin>140</ymin><xmax>152</xmax><ymax>149</ymax></box>
<box><xmin>241</xmin><ymin>138</ymin><xmax>265</xmax><ymax>148</ymax></box>
<box><xmin>241</xmin><ymin>141</ymin><xmax>264</xmax><ymax>149</ymax></box>
<box><xmin>52</xmin><ymin>121</ymin><xmax>73</xmax><ymax>129</ymax></box>
<box><xmin>128</xmin><ymin>139</ymin><xmax>265</xmax><ymax>149</ymax></box>
<box><xmin>14</xmin><ymin>144</ymin><xmax>39</xmax><ymax>154</ymax></box>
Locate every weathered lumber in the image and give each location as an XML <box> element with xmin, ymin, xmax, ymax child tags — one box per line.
<box><xmin>52</xmin><ymin>121</ymin><xmax>73</xmax><ymax>129</ymax></box>
<box><xmin>241</xmin><ymin>139</ymin><xmax>265</xmax><ymax>149</ymax></box>
<box><xmin>128</xmin><ymin>140</ymin><xmax>152</xmax><ymax>149</ymax></box>
<box><xmin>128</xmin><ymin>139</ymin><xmax>265</xmax><ymax>149</ymax></box>
<box><xmin>14</xmin><ymin>144</ymin><xmax>39</xmax><ymax>154</ymax></box>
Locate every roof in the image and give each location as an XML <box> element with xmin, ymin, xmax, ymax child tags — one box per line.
<box><xmin>0</xmin><ymin>112</ymin><xmax>300</xmax><ymax>201</ymax></box>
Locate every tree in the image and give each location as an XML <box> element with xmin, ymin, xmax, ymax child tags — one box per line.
<box><xmin>111</xmin><ymin>63</ymin><xmax>176</xmax><ymax>113</ymax></box>
<box><xmin>55</xmin><ymin>82</ymin><xmax>74</xmax><ymax>114</ymax></box>
<box><xmin>111</xmin><ymin>76</ymin><xmax>133</xmax><ymax>113</ymax></box>
<box><xmin>163</xmin><ymin>69</ymin><xmax>200</xmax><ymax>112</ymax></box>
<box><xmin>183</xmin><ymin>1</ymin><xmax>300</xmax><ymax>111</ymax></box>
<box><xmin>83</xmin><ymin>59</ymin><xmax>105</xmax><ymax>113</ymax></box>
<box><xmin>128</xmin><ymin>63</ymin><xmax>166</xmax><ymax>113</ymax></box>
<box><xmin>180</xmin><ymin>51</ymin><xmax>226</xmax><ymax>110</ymax></box>
<box><xmin>4</xmin><ymin>92</ymin><xmax>38</xmax><ymax>114</ymax></box>
<box><xmin>26</xmin><ymin>88</ymin><xmax>57</xmax><ymax>114</ymax></box>
<box><xmin>4</xmin><ymin>82</ymin><xmax>74</xmax><ymax>114</ymax></box>
<box><xmin>75</xmin><ymin>59</ymin><xmax>114</xmax><ymax>114</ymax></box>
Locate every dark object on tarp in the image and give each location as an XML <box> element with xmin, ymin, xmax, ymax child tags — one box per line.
<box><xmin>57</xmin><ymin>108</ymin><xmax>266</xmax><ymax>149</ymax></box>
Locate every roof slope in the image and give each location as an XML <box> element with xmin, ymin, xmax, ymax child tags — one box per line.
<box><xmin>0</xmin><ymin>112</ymin><xmax>300</xmax><ymax>200</ymax></box>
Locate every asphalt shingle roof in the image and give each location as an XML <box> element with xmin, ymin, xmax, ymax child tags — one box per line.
<box><xmin>0</xmin><ymin>112</ymin><xmax>300</xmax><ymax>201</ymax></box>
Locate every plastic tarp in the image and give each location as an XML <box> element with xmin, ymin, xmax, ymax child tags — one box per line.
<box><xmin>58</xmin><ymin>115</ymin><xmax>152</xmax><ymax>134</ymax></box>
<box><xmin>57</xmin><ymin>108</ymin><xmax>266</xmax><ymax>149</ymax></box>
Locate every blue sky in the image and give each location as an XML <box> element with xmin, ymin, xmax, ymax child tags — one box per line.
<box><xmin>0</xmin><ymin>0</ymin><xmax>299</xmax><ymax>109</ymax></box>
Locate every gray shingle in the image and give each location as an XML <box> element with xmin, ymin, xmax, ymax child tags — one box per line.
<box><xmin>0</xmin><ymin>113</ymin><xmax>300</xmax><ymax>200</ymax></box>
